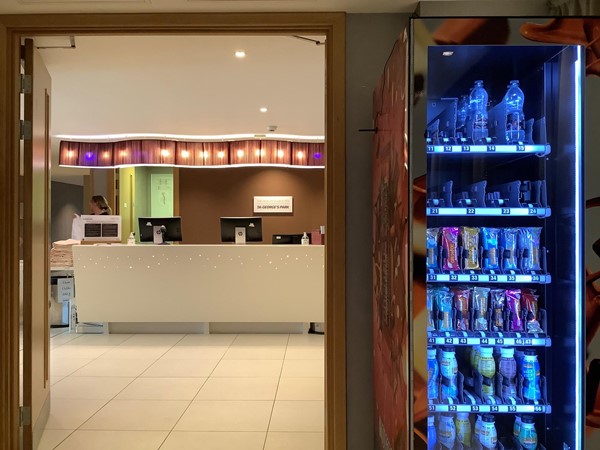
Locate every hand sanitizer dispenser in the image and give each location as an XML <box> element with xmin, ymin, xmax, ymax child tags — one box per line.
<box><xmin>301</xmin><ymin>232</ymin><xmax>310</xmax><ymax>246</ymax></box>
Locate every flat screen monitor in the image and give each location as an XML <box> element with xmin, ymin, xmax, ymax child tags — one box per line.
<box><xmin>272</xmin><ymin>233</ymin><xmax>309</xmax><ymax>245</ymax></box>
<box><xmin>138</xmin><ymin>216</ymin><xmax>183</xmax><ymax>244</ymax></box>
<box><xmin>220</xmin><ymin>217</ymin><xmax>263</xmax><ymax>243</ymax></box>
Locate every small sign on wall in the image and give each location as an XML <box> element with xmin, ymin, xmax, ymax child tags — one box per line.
<box><xmin>253</xmin><ymin>196</ymin><xmax>293</xmax><ymax>214</ymax></box>
<box><xmin>57</xmin><ymin>278</ymin><xmax>74</xmax><ymax>303</ymax></box>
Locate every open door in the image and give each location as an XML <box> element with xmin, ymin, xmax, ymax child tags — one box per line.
<box><xmin>21</xmin><ymin>38</ymin><xmax>52</xmax><ymax>450</ymax></box>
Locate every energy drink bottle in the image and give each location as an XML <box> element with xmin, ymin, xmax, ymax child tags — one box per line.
<box><xmin>521</xmin><ymin>349</ymin><xmax>541</xmax><ymax>402</ymax></box>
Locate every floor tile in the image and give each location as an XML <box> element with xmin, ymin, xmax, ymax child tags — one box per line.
<box><xmin>141</xmin><ymin>359</ymin><xmax>219</xmax><ymax>378</ymax></box>
<box><xmin>122</xmin><ymin>334</ymin><xmax>184</xmax><ymax>346</ymax></box>
<box><xmin>51</xmin><ymin>376</ymin><xmax>134</xmax><ymax>399</ymax></box>
<box><xmin>176</xmin><ymin>334</ymin><xmax>237</xmax><ymax>346</ymax></box>
<box><xmin>223</xmin><ymin>346</ymin><xmax>286</xmax><ymax>360</ymax></box>
<box><xmin>160</xmin><ymin>431</ymin><xmax>265</xmax><ymax>450</ymax></box>
<box><xmin>51</xmin><ymin>357</ymin><xmax>94</xmax><ymax>376</ymax></box>
<box><xmin>281</xmin><ymin>359</ymin><xmax>324</xmax><ymax>378</ymax></box>
<box><xmin>211</xmin><ymin>359</ymin><xmax>283</xmax><ymax>377</ymax></box>
<box><xmin>63</xmin><ymin>334</ymin><xmax>133</xmax><ymax>346</ymax></box>
<box><xmin>160</xmin><ymin>346</ymin><xmax>229</xmax><ymax>360</ymax></box>
<box><xmin>284</xmin><ymin>346</ymin><xmax>324</xmax><ymax>360</ymax></box>
<box><xmin>51</xmin><ymin>375</ymin><xmax>66</xmax><ymax>386</ymax></box>
<box><xmin>287</xmin><ymin>334</ymin><xmax>324</xmax><ymax>346</ymax></box>
<box><xmin>80</xmin><ymin>399</ymin><xmax>190</xmax><ymax>431</ymax></box>
<box><xmin>269</xmin><ymin>401</ymin><xmax>324</xmax><ymax>432</ymax></box>
<box><xmin>51</xmin><ymin>345</ymin><xmax>114</xmax><ymax>359</ymax></box>
<box><xmin>50</xmin><ymin>333</ymin><xmax>83</xmax><ymax>347</ymax></box>
<box><xmin>116</xmin><ymin>377</ymin><xmax>206</xmax><ymax>400</ymax></box>
<box><xmin>45</xmin><ymin>398</ymin><xmax>109</xmax><ymax>430</ymax></box>
<box><xmin>195</xmin><ymin>377</ymin><xmax>279</xmax><ymax>401</ymax></box>
<box><xmin>98</xmin><ymin>345</ymin><xmax>171</xmax><ymax>360</ymax></box>
<box><xmin>37</xmin><ymin>429</ymin><xmax>73</xmax><ymax>450</ymax></box>
<box><xmin>71</xmin><ymin>358</ymin><xmax>156</xmax><ymax>377</ymax></box>
<box><xmin>276</xmin><ymin>378</ymin><xmax>324</xmax><ymax>401</ymax></box>
<box><xmin>264</xmin><ymin>432</ymin><xmax>325</xmax><ymax>450</ymax></box>
<box><xmin>54</xmin><ymin>430</ymin><xmax>168</xmax><ymax>450</ymax></box>
<box><xmin>231</xmin><ymin>334</ymin><xmax>289</xmax><ymax>346</ymax></box>
<box><xmin>174</xmin><ymin>400</ymin><xmax>273</xmax><ymax>431</ymax></box>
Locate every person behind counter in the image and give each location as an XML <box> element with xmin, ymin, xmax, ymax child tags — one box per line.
<box><xmin>89</xmin><ymin>195</ymin><xmax>112</xmax><ymax>215</ymax></box>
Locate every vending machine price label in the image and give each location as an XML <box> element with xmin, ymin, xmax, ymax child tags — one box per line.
<box><xmin>508</xmin><ymin>405</ymin><xmax>517</xmax><ymax>412</ymax></box>
<box><xmin>480</xmin><ymin>338</ymin><xmax>489</xmax><ymax>344</ymax></box>
<box><xmin>430</xmin><ymin>208</ymin><xmax>439</xmax><ymax>215</ymax></box>
<box><xmin>532</xmin><ymin>275</ymin><xmax>540</xmax><ymax>282</ymax></box>
<box><xmin>490</xmin><ymin>406</ymin><xmax>499</xmax><ymax>412</ymax></box>
<box><xmin>470</xmin><ymin>405</ymin><xmax>479</xmax><ymax>412</ymax></box>
<box><xmin>450</xmin><ymin>275</ymin><xmax>459</xmax><ymax>281</ymax></box>
<box><xmin>428</xmin><ymin>405</ymin><xmax>435</xmax><ymax>411</ymax></box>
<box><xmin>496</xmin><ymin>338</ymin><xmax>504</xmax><ymax>345</ymax></box>
<box><xmin>508</xmin><ymin>275</ymin><xmax>517</xmax><ymax>282</ymax></box>
<box><xmin>449</xmin><ymin>405</ymin><xmax>457</xmax><ymax>412</ymax></box>
<box><xmin>467</xmin><ymin>208</ymin><xmax>476</xmax><ymax>215</ymax></box>
<box><xmin>459</xmin><ymin>338</ymin><xmax>468</xmax><ymax>345</ymax></box>
<box><xmin>428</xmin><ymin>274</ymin><xmax>437</xmax><ymax>281</ymax></box>
<box><xmin>534</xmin><ymin>405</ymin><xmax>544</xmax><ymax>412</ymax></box>
<box><xmin>516</xmin><ymin>339</ymin><xmax>524</xmax><ymax>345</ymax></box>
<box><xmin>427</xmin><ymin>146</ymin><xmax>434</xmax><ymax>153</ymax></box>
<box><xmin>445</xmin><ymin>338</ymin><xmax>453</xmax><ymax>345</ymax></box>
<box><xmin>462</xmin><ymin>146</ymin><xmax>471</xmax><ymax>152</ymax></box>
<box><xmin>444</xmin><ymin>146</ymin><xmax>453</xmax><ymax>153</ymax></box>
<box><xmin>489</xmin><ymin>275</ymin><xmax>498</xmax><ymax>282</ymax></box>
<box><xmin>502</xmin><ymin>208</ymin><xmax>511</xmax><ymax>215</ymax></box>
<box><xmin>487</xmin><ymin>145</ymin><xmax>496</xmax><ymax>152</ymax></box>
<box><xmin>529</xmin><ymin>208</ymin><xmax>538</xmax><ymax>215</ymax></box>
<box><xmin>470</xmin><ymin>275</ymin><xmax>479</xmax><ymax>281</ymax></box>
<box><xmin>517</xmin><ymin>145</ymin><xmax>526</xmax><ymax>152</ymax></box>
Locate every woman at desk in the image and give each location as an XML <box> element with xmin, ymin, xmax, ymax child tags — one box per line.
<box><xmin>89</xmin><ymin>195</ymin><xmax>112</xmax><ymax>215</ymax></box>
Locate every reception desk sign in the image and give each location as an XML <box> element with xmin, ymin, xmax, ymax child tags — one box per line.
<box><xmin>253</xmin><ymin>196</ymin><xmax>293</xmax><ymax>213</ymax></box>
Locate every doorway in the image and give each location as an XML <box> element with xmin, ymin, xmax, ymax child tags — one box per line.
<box><xmin>0</xmin><ymin>13</ymin><xmax>346</xmax><ymax>450</ymax></box>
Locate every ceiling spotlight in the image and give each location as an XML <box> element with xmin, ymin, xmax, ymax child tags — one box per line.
<box><xmin>181</xmin><ymin>150</ymin><xmax>189</xmax><ymax>158</ymax></box>
<box><xmin>235</xmin><ymin>50</ymin><xmax>246</xmax><ymax>58</ymax></box>
<box><xmin>160</xmin><ymin>149</ymin><xmax>170</xmax><ymax>157</ymax></box>
<box><xmin>260</xmin><ymin>107</ymin><xmax>268</xmax><ymax>113</ymax></box>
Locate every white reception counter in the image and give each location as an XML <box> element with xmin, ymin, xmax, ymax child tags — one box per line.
<box><xmin>72</xmin><ymin>244</ymin><xmax>324</xmax><ymax>332</ymax></box>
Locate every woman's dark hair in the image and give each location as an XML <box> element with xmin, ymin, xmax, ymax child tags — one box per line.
<box><xmin>91</xmin><ymin>195</ymin><xmax>112</xmax><ymax>215</ymax></box>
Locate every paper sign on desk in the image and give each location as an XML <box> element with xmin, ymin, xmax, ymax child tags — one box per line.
<box><xmin>57</xmin><ymin>278</ymin><xmax>74</xmax><ymax>303</ymax></box>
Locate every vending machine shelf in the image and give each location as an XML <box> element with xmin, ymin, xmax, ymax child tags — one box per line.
<box><xmin>426</xmin><ymin>273</ymin><xmax>551</xmax><ymax>284</ymax></box>
<box><xmin>426</xmin><ymin>207</ymin><xmax>551</xmax><ymax>217</ymax></box>
<box><xmin>428</xmin><ymin>403</ymin><xmax>551</xmax><ymax>414</ymax></box>
<box><xmin>426</xmin><ymin>144</ymin><xmax>550</xmax><ymax>155</ymax></box>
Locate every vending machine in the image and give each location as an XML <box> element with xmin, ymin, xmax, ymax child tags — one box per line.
<box><xmin>372</xmin><ymin>18</ymin><xmax>585</xmax><ymax>450</ymax></box>
<box><xmin>417</xmin><ymin>42</ymin><xmax>584</xmax><ymax>449</ymax></box>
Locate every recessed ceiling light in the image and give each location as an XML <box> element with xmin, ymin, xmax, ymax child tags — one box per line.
<box><xmin>235</xmin><ymin>50</ymin><xmax>246</xmax><ymax>58</ymax></box>
<box><xmin>260</xmin><ymin>107</ymin><xmax>268</xmax><ymax>113</ymax></box>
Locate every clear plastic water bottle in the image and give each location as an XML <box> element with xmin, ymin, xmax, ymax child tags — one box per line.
<box><xmin>469</xmin><ymin>80</ymin><xmax>489</xmax><ymax>144</ymax></box>
<box><xmin>427</xmin><ymin>347</ymin><xmax>439</xmax><ymax>400</ymax></box>
<box><xmin>428</xmin><ymin>415</ymin><xmax>437</xmax><ymax>450</ymax></box>
<box><xmin>504</xmin><ymin>80</ymin><xmax>525</xmax><ymax>144</ymax></box>
<box><xmin>439</xmin><ymin>346</ymin><xmax>458</xmax><ymax>401</ymax></box>
<box><xmin>456</xmin><ymin>94</ymin><xmax>469</xmax><ymax>133</ymax></box>
<box><xmin>521</xmin><ymin>349</ymin><xmax>541</xmax><ymax>402</ymax></box>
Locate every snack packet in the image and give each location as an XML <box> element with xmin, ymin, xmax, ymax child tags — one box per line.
<box><xmin>481</xmin><ymin>227</ymin><xmax>500</xmax><ymax>270</ymax></box>
<box><xmin>472</xmin><ymin>286</ymin><xmax>490</xmax><ymax>331</ymax></box>
<box><xmin>518</xmin><ymin>227</ymin><xmax>543</xmax><ymax>272</ymax></box>
<box><xmin>461</xmin><ymin>226</ymin><xmax>480</xmax><ymax>270</ymax></box>
<box><xmin>501</xmin><ymin>228</ymin><xmax>519</xmax><ymax>271</ymax></box>
<box><xmin>441</xmin><ymin>227</ymin><xmax>460</xmax><ymax>271</ymax></box>
<box><xmin>506</xmin><ymin>289</ymin><xmax>523</xmax><ymax>331</ymax></box>
<box><xmin>436</xmin><ymin>287</ymin><xmax>454</xmax><ymax>331</ymax></box>
<box><xmin>522</xmin><ymin>288</ymin><xmax>543</xmax><ymax>333</ymax></box>
<box><xmin>490</xmin><ymin>288</ymin><xmax>506</xmax><ymax>332</ymax></box>
<box><xmin>451</xmin><ymin>286</ymin><xmax>470</xmax><ymax>331</ymax></box>
<box><xmin>426</xmin><ymin>228</ymin><xmax>440</xmax><ymax>270</ymax></box>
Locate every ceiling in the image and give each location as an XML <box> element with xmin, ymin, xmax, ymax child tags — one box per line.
<box><xmin>1</xmin><ymin>0</ymin><xmax>418</xmax><ymax>15</ymax></box>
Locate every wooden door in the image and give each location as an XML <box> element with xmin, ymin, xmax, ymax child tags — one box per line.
<box><xmin>21</xmin><ymin>38</ymin><xmax>52</xmax><ymax>450</ymax></box>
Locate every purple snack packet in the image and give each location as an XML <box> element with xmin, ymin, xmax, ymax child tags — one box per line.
<box><xmin>441</xmin><ymin>227</ymin><xmax>460</xmax><ymax>271</ymax></box>
<box><xmin>506</xmin><ymin>289</ymin><xmax>523</xmax><ymax>331</ymax></box>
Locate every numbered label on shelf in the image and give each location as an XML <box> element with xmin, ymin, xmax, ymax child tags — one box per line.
<box><xmin>426</xmin><ymin>273</ymin><xmax>551</xmax><ymax>284</ymax></box>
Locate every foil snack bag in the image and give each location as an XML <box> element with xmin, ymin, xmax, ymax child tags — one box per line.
<box><xmin>427</xmin><ymin>228</ymin><xmax>440</xmax><ymax>270</ymax></box>
<box><xmin>481</xmin><ymin>227</ymin><xmax>500</xmax><ymax>270</ymax></box>
<box><xmin>501</xmin><ymin>228</ymin><xmax>519</xmax><ymax>271</ymax></box>
<box><xmin>490</xmin><ymin>288</ymin><xmax>506</xmax><ymax>332</ymax></box>
<box><xmin>436</xmin><ymin>287</ymin><xmax>454</xmax><ymax>331</ymax></box>
<box><xmin>518</xmin><ymin>227</ymin><xmax>543</xmax><ymax>272</ymax></box>
<box><xmin>473</xmin><ymin>286</ymin><xmax>490</xmax><ymax>331</ymax></box>
<box><xmin>451</xmin><ymin>286</ymin><xmax>471</xmax><ymax>331</ymax></box>
<box><xmin>506</xmin><ymin>289</ymin><xmax>523</xmax><ymax>331</ymax></box>
<box><xmin>426</xmin><ymin>287</ymin><xmax>436</xmax><ymax>331</ymax></box>
<box><xmin>441</xmin><ymin>227</ymin><xmax>460</xmax><ymax>271</ymax></box>
<box><xmin>522</xmin><ymin>288</ymin><xmax>543</xmax><ymax>333</ymax></box>
<box><xmin>461</xmin><ymin>226</ymin><xmax>480</xmax><ymax>270</ymax></box>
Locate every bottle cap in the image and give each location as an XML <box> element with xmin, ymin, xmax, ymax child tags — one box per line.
<box><xmin>428</xmin><ymin>415</ymin><xmax>435</xmax><ymax>425</ymax></box>
<box><xmin>500</xmin><ymin>347</ymin><xmax>515</xmax><ymax>358</ymax></box>
<box><xmin>521</xmin><ymin>415</ymin><xmax>535</xmax><ymax>424</ymax></box>
<box><xmin>427</xmin><ymin>348</ymin><xmax>437</xmax><ymax>359</ymax></box>
<box><xmin>479</xmin><ymin>346</ymin><xmax>493</xmax><ymax>356</ymax></box>
<box><xmin>482</xmin><ymin>414</ymin><xmax>495</xmax><ymax>423</ymax></box>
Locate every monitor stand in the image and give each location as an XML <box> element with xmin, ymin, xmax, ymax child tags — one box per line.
<box><xmin>234</xmin><ymin>227</ymin><xmax>246</xmax><ymax>245</ymax></box>
<box><xmin>153</xmin><ymin>226</ymin><xmax>168</xmax><ymax>245</ymax></box>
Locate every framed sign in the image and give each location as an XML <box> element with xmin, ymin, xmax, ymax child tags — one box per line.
<box><xmin>253</xmin><ymin>196</ymin><xmax>293</xmax><ymax>213</ymax></box>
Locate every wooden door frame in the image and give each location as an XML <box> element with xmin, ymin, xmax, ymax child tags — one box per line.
<box><xmin>0</xmin><ymin>12</ymin><xmax>346</xmax><ymax>450</ymax></box>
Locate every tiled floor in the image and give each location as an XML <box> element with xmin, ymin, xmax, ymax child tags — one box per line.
<box><xmin>38</xmin><ymin>331</ymin><xmax>324</xmax><ymax>450</ymax></box>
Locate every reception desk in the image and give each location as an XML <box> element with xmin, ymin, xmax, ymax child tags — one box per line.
<box><xmin>72</xmin><ymin>244</ymin><xmax>324</xmax><ymax>332</ymax></box>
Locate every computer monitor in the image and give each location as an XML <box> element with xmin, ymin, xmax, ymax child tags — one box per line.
<box><xmin>220</xmin><ymin>217</ymin><xmax>263</xmax><ymax>244</ymax></box>
<box><xmin>138</xmin><ymin>217</ymin><xmax>183</xmax><ymax>244</ymax></box>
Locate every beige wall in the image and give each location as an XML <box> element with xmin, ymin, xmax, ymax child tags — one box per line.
<box><xmin>179</xmin><ymin>166</ymin><xmax>325</xmax><ymax>244</ymax></box>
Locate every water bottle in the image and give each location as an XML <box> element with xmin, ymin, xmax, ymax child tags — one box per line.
<box><xmin>438</xmin><ymin>414</ymin><xmax>456</xmax><ymax>449</ymax></box>
<box><xmin>455</xmin><ymin>412</ymin><xmax>472</xmax><ymax>447</ymax></box>
<box><xmin>439</xmin><ymin>346</ymin><xmax>458</xmax><ymax>401</ymax></box>
<box><xmin>479</xmin><ymin>414</ymin><xmax>498</xmax><ymax>449</ymax></box>
<box><xmin>469</xmin><ymin>80</ymin><xmax>489</xmax><ymax>144</ymax></box>
<box><xmin>428</xmin><ymin>415</ymin><xmax>437</xmax><ymax>450</ymax></box>
<box><xmin>518</xmin><ymin>415</ymin><xmax>538</xmax><ymax>449</ymax></box>
<box><xmin>427</xmin><ymin>347</ymin><xmax>439</xmax><ymax>400</ymax></box>
<box><xmin>521</xmin><ymin>349</ymin><xmax>541</xmax><ymax>402</ymax></box>
<box><xmin>504</xmin><ymin>80</ymin><xmax>525</xmax><ymax>144</ymax></box>
<box><xmin>456</xmin><ymin>94</ymin><xmax>469</xmax><ymax>134</ymax></box>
